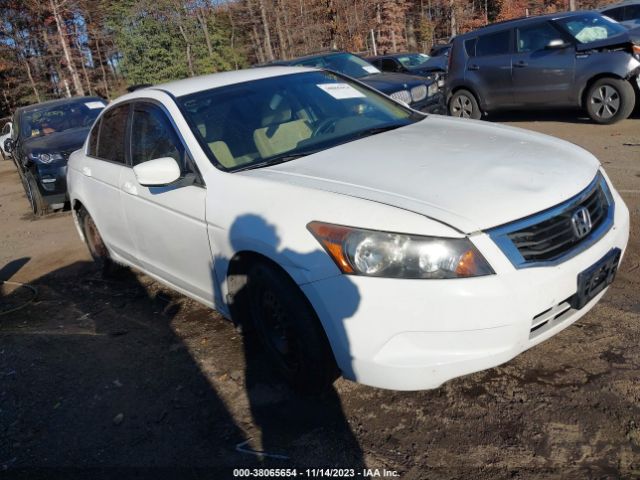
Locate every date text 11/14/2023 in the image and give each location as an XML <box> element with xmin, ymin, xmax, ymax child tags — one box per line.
<box><xmin>233</xmin><ymin>468</ymin><xmax>401</xmax><ymax>477</ymax></box>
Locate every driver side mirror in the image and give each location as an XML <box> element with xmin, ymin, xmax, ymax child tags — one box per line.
<box><xmin>546</xmin><ymin>39</ymin><xmax>571</xmax><ymax>50</ymax></box>
<box><xmin>4</xmin><ymin>138</ymin><xmax>14</xmax><ymax>154</ymax></box>
<box><xmin>133</xmin><ymin>157</ymin><xmax>181</xmax><ymax>186</ymax></box>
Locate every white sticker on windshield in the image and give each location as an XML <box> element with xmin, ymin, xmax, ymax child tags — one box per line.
<box><xmin>317</xmin><ymin>83</ymin><xmax>366</xmax><ymax>99</ymax></box>
<box><xmin>363</xmin><ymin>65</ymin><xmax>381</xmax><ymax>74</ymax></box>
<box><xmin>85</xmin><ymin>101</ymin><xmax>105</xmax><ymax>109</ymax></box>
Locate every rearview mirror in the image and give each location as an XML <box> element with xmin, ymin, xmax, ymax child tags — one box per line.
<box><xmin>133</xmin><ymin>157</ymin><xmax>181</xmax><ymax>186</ymax></box>
<box><xmin>4</xmin><ymin>138</ymin><xmax>14</xmax><ymax>154</ymax></box>
<box><xmin>546</xmin><ymin>39</ymin><xmax>570</xmax><ymax>50</ymax></box>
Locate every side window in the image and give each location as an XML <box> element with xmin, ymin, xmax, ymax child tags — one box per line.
<box><xmin>476</xmin><ymin>30</ymin><xmax>511</xmax><ymax>56</ymax></box>
<box><xmin>130</xmin><ymin>103</ymin><xmax>185</xmax><ymax>169</ymax></box>
<box><xmin>97</xmin><ymin>104</ymin><xmax>129</xmax><ymax>163</ymax></box>
<box><xmin>381</xmin><ymin>59</ymin><xmax>400</xmax><ymax>72</ymax></box>
<box><xmin>625</xmin><ymin>5</ymin><xmax>640</xmax><ymax>20</ymax></box>
<box><xmin>516</xmin><ymin>22</ymin><xmax>562</xmax><ymax>53</ymax></box>
<box><xmin>465</xmin><ymin>38</ymin><xmax>478</xmax><ymax>57</ymax></box>
<box><xmin>87</xmin><ymin>120</ymin><xmax>100</xmax><ymax>156</ymax></box>
<box><xmin>603</xmin><ymin>6</ymin><xmax>625</xmax><ymax>21</ymax></box>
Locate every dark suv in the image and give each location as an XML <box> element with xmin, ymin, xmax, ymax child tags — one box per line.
<box><xmin>599</xmin><ymin>1</ymin><xmax>640</xmax><ymax>29</ymax></box>
<box><xmin>447</xmin><ymin>11</ymin><xmax>640</xmax><ymax>123</ymax></box>
<box><xmin>4</xmin><ymin>96</ymin><xmax>105</xmax><ymax>215</ymax></box>
<box><xmin>269</xmin><ymin>51</ymin><xmax>445</xmax><ymax>113</ymax></box>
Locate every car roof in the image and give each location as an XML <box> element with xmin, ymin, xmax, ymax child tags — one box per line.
<box><xmin>456</xmin><ymin>10</ymin><xmax>601</xmax><ymax>38</ymax></box>
<box><xmin>265</xmin><ymin>50</ymin><xmax>356</xmax><ymax>66</ymax></box>
<box><xmin>15</xmin><ymin>96</ymin><xmax>105</xmax><ymax>115</ymax></box>
<box><xmin>130</xmin><ymin>66</ymin><xmax>316</xmax><ymax>98</ymax></box>
<box><xmin>368</xmin><ymin>52</ymin><xmax>427</xmax><ymax>60</ymax></box>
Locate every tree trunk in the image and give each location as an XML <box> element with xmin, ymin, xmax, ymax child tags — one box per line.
<box><xmin>177</xmin><ymin>23</ymin><xmax>195</xmax><ymax>76</ymax></box>
<box><xmin>449</xmin><ymin>0</ymin><xmax>457</xmax><ymax>37</ymax></box>
<box><xmin>257</xmin><ymin>0</ymin><xmax>275</xmax><ymax>61</ymax></box>
<box><xmin>196</xmin><ymin>10</ymin><xmax>214</xmax><ymax>57</ymax></box>
<box><xmin>50</xmin><ymin>0</ymin><xmax>85</xmax><ymax>96</ymax></box>
<box><xmin>23</xmin><ymin>57</ymin><xmax>42</xmax><ymax>103</ymax></box>
<box><xmin>569</xmin><ymin>0</ymin><xmax>576</xmax><ymax>11</ymax></box>
<box><xmin>74</xmin><ymin>24</ymin><xmax>92</xmax><ymax>95</ymax></box>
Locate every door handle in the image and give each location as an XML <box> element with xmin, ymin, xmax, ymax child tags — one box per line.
<box><xmin>514</xmin><ymin>61</ymin><xmax>528</xmax><ymax>68</ymax></box>
<box><xmin>468</xmin><ymin>64</ymin><xmax>480</xmax><ymax>71</ymax></box>
<box><xmin>122</xmin><ymin>181</ymin><xmax>138</xmax><ymax>196</ymax></box>
<box><xmin>81</xmin><ymin>166</ymin><xmax>92</xmax><ymax>177</ymax></box>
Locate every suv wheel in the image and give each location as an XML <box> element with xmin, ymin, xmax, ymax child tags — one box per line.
<box><xmin>586</xmin><ymin>78</ymin><xmax>635</xmax><ymax>124</ymax></box>
<box><xmin>245</xmin><ymin>261</ymin><xmax>339</xmax><ymax>392</ymax></box>
<box><xmin>25</xmin><ymin>173</ymin><xmax>48</xmax><ymax>216</ymax></box>
<box><xmin>449</xmin><ymin>89</ymin><xmax>482</xmax><ymax>119</ymax></box>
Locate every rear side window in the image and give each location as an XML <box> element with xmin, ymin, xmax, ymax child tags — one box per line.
<box><xmin>476</xmin><ymin>30</ymin><xmax>511</xmax><ymax>56</ymax></box>
<box><xmin>97</xmin><ymin>104</ymin><xmax>129</xmax><ymax>163</ymax></box>
<box><xmin>625</xmin><ymin>5</ymin><xmax>640</xmax><ymax>20</ymax></box>
<box><xmin>516</xmin><ymin>22</ymin><xmax>562</xmax><ymax>53</ymax></box>
<box><xmin>464</xmin><ymin>38</ymin><xmax>478</xmax><ymax>56</ymax></box>
<box><xmin>602</xmin><ymin>6</ymin><xmax>625</xmax><ymax>21</ymax></box>
<box><xmin>87</xmin><ymin>121</ymin><xmax>99</xmax><ymax>156</ymax></box>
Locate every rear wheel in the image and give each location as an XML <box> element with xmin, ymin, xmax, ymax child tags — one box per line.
<box><xmin>78</xmin><ymin>208</ymin><xmax>121</xmax><ymax>277</ymax></box>
<box><xmin>449</xmin><ymin>89</ymin><xmax>482</xmax><ymax>119</ymax></box>
<box><xmin>244</xmin><ymin>261</ymin><xmax>339</xmax><ymax>392</ymax></box>
<box><xmin>586</xmin><ymin>77</ymin><xmax>635</xmax><ymax>124</ymax></box>
<box><xmin>25</xmin><ymin>173</ymin><xmax>48</xmax><ymax>216</ymax></box>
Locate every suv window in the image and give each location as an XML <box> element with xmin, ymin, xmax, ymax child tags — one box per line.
<box><xmin>97</xmin><ymin>104</ymin><xmax>129</xmax><ymax>163</ymax></box>
<box><xmin>381</xmin><ymin>59</ymin><xmax>401</xmax><ymax>72</ymax></box>
<box><xmin>476</xmin><ymin>30</ymin><xmax>511</xmax><ymax>56</ymax></box>
<box><xmin>87</xmin><ymin>120</ymin><xmax>99</xmax><ymax>156</ymax></box>
<box><xmin>625</xmin><ymin>5</ymin><xmax>640</xmax><ymax>20</ymax></box>
<box><xmin>130</xmin><ymin>103</ymin><xmax>185</xmax><ymax>168</ymax></box>
<box><xmin>602</xmin><ymin>6</ymin><xmax>625</xmax><ymax>21</ymax></box>
<box><xmin>516</xmin><ymin>22</ymin><xmax>561</xmax><ymax>53</ymax></box>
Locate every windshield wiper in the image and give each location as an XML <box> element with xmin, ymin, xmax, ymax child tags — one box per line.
<box><xmin>232</xmin><ymin>148</ymin><xmax>324</xmax><ymax>172</ymax></box>
<box><xmin>350</xmin><ymin>124</ymin><xmax>405</xmax><ymax>139</ymax></box>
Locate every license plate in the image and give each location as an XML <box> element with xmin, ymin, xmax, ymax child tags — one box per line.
<box><xmin>571</xmin><ymin>248</ymin><xmax>621</xmax><ymax>310</ymax></box>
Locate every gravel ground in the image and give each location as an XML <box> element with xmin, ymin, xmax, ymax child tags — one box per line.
<box><xmin>1</xmin><ymin>111</ymin><xmax>639</xmax><ymax>479</ymax></box>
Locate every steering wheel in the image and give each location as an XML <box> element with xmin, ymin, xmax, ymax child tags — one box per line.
<box><xmin>312</xmin><ymin>117</ymin><xmax>340</xmax><ymax>137</ymax></box>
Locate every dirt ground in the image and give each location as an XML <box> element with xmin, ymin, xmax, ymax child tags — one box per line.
<box><xmin>1</xmin><ymin>111</ymin><xmax>639</xmax><ymax>479</ymax></box>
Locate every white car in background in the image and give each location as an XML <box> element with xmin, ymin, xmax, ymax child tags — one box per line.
<box><xmin>67</xmin><ymin>67</ymin><xmax>629</xmax><ymax>391</ymax></box>
<box><xmin>1</xmin><ymin>120</ymin><xmax>13</xmax><ymax>160</ymax></box>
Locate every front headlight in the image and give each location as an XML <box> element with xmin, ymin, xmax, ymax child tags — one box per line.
<box><xmin>427</xmin><ymin>82</ymin><xmax>439</xmax><ymax>97</ymax></box>
<box><xmin>308</xmin><ymin>222</ymin><xmax>494</xmax><ymax>279</ymax></box>
<box><xmin>28</xmin><ymin>152</ymin><xmax>64</xmax><ymax>164</ymax></box>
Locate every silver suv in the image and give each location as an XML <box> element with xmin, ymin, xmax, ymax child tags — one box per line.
<box><xmin>447</xmin><ymin>11</ymin><xmax>640</xmax><ymax>124</ymax></box>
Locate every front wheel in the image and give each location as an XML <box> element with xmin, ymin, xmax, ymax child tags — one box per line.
<box><xmin>586</xmin><ymin>77</ymin><xmax>635</xmax><ymax>124</ymax></box>
<box><xmin>449</xmin><ymin>89</ymin><xmax>482</xmax><ymax>119</ymax></box>
<box><xmin>245</xmin><ymin>262</ymin><xmax>339</xmax><ymax>392</ymax></box>
<box><xmin>25</xmin><ymin>173</ymin><xmax>48</xmax><ymax>216</ymax></box>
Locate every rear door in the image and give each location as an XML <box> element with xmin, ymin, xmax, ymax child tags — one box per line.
<box><xmin>465</xmin><ymin>29</ymin><xmax>514</xmax><ymax>109</ymax></box>
<box><xmin>80</xmin><ymin>104</ymin><xmax>135</xmax><ymax>262</ymax></box>
<box><xmin>511</xmin><ymin>21</ymin><xmax>576</xmax><ymax>106</ymax></box>
<box><xmin>119</xmin><ymin>101</ymin><xmax>213</xmax><ymax>302</ymax></box>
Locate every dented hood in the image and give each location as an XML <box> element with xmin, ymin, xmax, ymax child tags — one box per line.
<box><xmin>245</xmin><ymin>116</ymin><xmax>600</xmax><ymax>233</ymax></box>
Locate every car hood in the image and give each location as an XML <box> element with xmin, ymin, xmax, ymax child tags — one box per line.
<box><xmin>360</xmin><ymin>72</ymin><xmax>428</xmax><ymax>93</ymax></box>
<box><xmin>244</xmin><ymin>116</ymin><xmax>600</xmax><ymax>233</ymax></box>
<box><xmin>22</xmin><ymin>126</ymin><xmax>90</xmax><ymax>157</ymax></box>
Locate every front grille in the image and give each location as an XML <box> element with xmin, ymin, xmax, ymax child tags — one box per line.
<box><xmin>509</xmin><ymin>183</ymin><xmax>608</xmax><ymax>262</ymax></box>
<box><xmin>410</xmin><ymin>85</ymin><xmax>427</xmax><ymax>102</ymax></box>
<box><xmin>390</xmin><ymin>90</ymin><xmax>412</xmax><ymax>105</ymax></box>
<box><xmin>488</xmin><ymin>174</ymin><xmax>614</xmax><ymax>268</ymax></box>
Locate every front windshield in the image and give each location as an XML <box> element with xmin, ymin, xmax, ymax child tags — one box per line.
<box><xmin>21</xmin><ymin>100</ymin><xmax>105</xmax><ymax>139</ymax></box>
<box><xmin>397</xmin><ymin>53</ymin><xmax>431</xmax><ymax>68</ymax></box>
<box><xmin>178</xmin><ymin>71</ymin><xmax>422</xmax><ymax>172</ymax></box>
<box><xmin>555</xmin><ymin>13</ymin><xmax>627</xmax><ymax>44</ymax></box>
<box><xmin>290</xmin><ymin>53</ymin><xmax>381</xmax><ymax>79</ymax></box>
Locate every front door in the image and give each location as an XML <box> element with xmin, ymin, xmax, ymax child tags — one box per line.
<box><xmin>119</xmin><ymin>101</ymin><xmax>214</xmax><ymax>303</ymax></box>
<box><xmin>511</xmin><ymin>21</ymin><xmax>576</xmax><ymax>107</ymax></box>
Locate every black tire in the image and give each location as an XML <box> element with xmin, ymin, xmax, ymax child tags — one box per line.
<box><xmin>25</xmin><ymin>173</ymin><xmax>48</xmax><ymax>216</ymax></box>
<box><xmin>586</xmin><ymin>77</ymin><xmax>635</xmax><ymax>125</ymax></box>
<box><xmin>78</xmin><ymin>208</ymin><xmax>121</xmax><ymax>277</ymax></box>
<box><xmin>244</xmin><ymin>261</ymin><xmax>339</xmax><ymax>392</ymax></box>
<box><xmin>449</xmin><ymin>89</ymin><xmax>482</xmax><ymax>120</ymax></box>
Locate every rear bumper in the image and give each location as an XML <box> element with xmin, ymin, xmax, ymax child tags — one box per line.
<box><xmin>301</xmin><ymin>188</ymin><xmax>630</xmax><ymax>390</ymax></box>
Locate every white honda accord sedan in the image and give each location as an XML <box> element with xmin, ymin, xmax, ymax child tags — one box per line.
<box><xmin>67</xmin><ymin>67</ymin><xmax>629</xmax><ymax>391</ymax></box>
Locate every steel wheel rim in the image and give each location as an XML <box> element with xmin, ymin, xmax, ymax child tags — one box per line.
<box><xmin>591</xmin><ymin>85</ymin><xmax>620</xmax><ymax>120</ymax></box>
<box><xmin>85</xmin><ymin>216</ymin><xmax>108</xmax><ymax>259</ymax></box>
<box><xmin>25</xmin><ymin>179</ymin><xmax>37</xmax><ymax>214</ymax></box>
<box><xmin>452</xmin><ymin>95</ymin><xmax>474</xmax><ymax>118</ymax></box>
